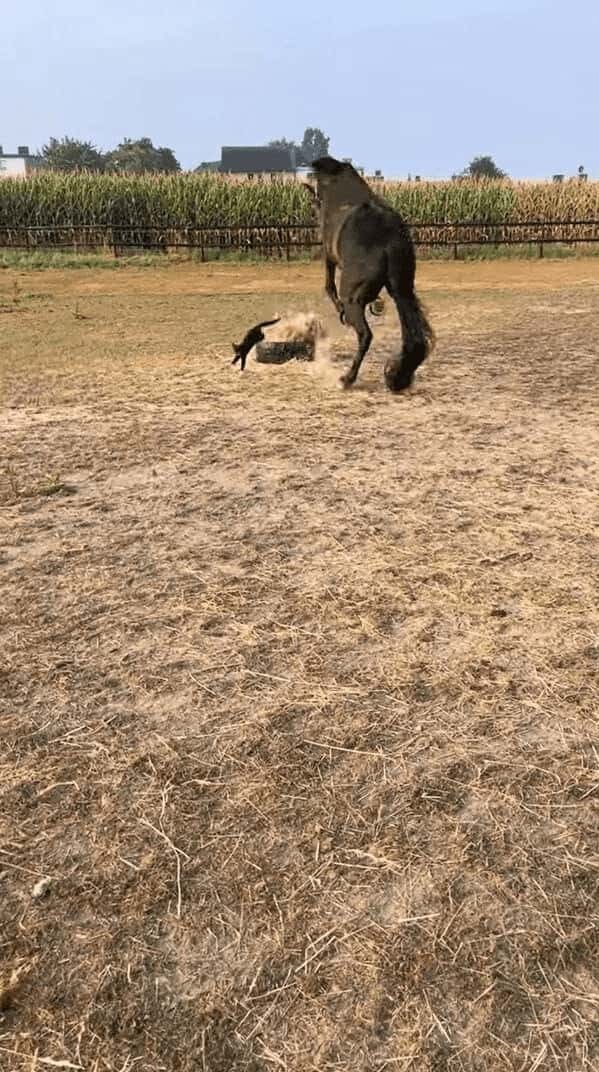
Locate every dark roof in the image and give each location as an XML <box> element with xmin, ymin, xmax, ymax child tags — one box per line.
<box><xmin>220</xmin><ymin>146</ymin><xmax>295</xmax><ymax>173</ymax></box>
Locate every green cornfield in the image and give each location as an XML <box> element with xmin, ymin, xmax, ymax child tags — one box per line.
<box><xmin>0</xmin><ymin>172</ymin><xmax>598</xmax><ymax>228</ymax></box>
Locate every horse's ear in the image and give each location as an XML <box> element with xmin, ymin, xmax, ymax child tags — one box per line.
<box><xmin>302</xmin><ymin>182</ymin><xmax>318</xmax><ymax>200</ymax></box>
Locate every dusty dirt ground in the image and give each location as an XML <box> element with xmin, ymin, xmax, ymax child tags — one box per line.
<box><xmin>1</xmin><ymin>259</ymin><xmax>599</xmax><ymax>1071</ymax></box>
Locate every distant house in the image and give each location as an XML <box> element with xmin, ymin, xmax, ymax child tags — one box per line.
<box><xmin>0</xmin><ymin>145</ymin><xmax>44</xmax><ymax>177</ymax></box>
<box><xmin>219</xmin><ymin>146</ymin><xmax>296</xmax><ymax>176</ymax></box>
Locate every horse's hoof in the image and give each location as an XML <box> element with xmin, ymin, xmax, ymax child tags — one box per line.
<box><xmin>338</xmin><ymin>374</ymin><xmax>354</xmax><ymax>390</ymax></box>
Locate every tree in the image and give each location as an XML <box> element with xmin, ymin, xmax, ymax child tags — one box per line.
<box><xmin>41</xmin><ymin>136</ymin><xmax>105</xmax><ymax>171</ymax></box>
<box><xmin>268</xmin><ymin>138</ymin><xmax>298</xmax><ymax>152</ymax></box>
<box><xmin>104</xmin><ymin>137</ymin><xmax>180</xmax><ymax>173</ymax></box>
<box><xmin>455</xmin><ymin>155</ymin><xmax>506</xmax><ymax>180</ymax></box>
<box><xmin>267</xmin><ymin>128</ymin><xmax>331</xmax><ymax>166</ymax></box>
<box><xmin>300</xmin><ymin>127</ymin><xmax>330</xmax><ymax>164</ymax></box>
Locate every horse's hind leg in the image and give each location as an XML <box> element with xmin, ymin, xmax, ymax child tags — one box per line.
<box><xmin>338</xmin><ymin>292</ymin><xmax>373</xmax><ymax>389</ymax></box>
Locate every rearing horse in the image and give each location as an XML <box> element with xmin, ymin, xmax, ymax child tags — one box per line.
<box><xmin>309</xmin><ymin>156</ymin><xmax>434</xmax><ymax>391</ymax></box>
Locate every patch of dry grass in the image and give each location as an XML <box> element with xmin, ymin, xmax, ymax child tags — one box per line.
<box><xmin>1</xmin><ymin>260</ymin><xmax>598</xmax><ymax>1071</ymax></box>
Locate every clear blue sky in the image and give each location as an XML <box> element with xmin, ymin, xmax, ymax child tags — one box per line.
<box><xmin>2</xmin><ymin>0</ymin><xmax>597</xmax><ymax>178</ymax></box>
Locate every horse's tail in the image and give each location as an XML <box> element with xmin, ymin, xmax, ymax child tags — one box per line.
<box><xmin>385</xmin><ymin>257</ymin><xmax>435</xmax><ymax>392</ymax></box>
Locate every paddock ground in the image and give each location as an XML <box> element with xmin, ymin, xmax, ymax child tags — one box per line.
<box><xmin>1</xmin><ymin>259</ymin><xmax>599</xmax><ymax>1071</ymax></box>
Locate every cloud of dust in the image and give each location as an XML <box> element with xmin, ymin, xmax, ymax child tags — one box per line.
<box><xmin>262</xmin><ymin>312</ymin><xmax>340</xmax><ymax>387</ymax></box>
<box><xmin>310</xmin><ymin>332</ymin><xmax>342</xmax><ymax>388</ymax></box>
<box><xmin>263</xmin><ymin>312</ymin><xmax>322</xmax><ymax>345</ymax></box>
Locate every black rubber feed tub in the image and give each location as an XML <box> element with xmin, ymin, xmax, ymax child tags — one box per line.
<box><xmin>255</xmin><ymin>340</ymin><xmax>315</xmax><ymax>364</ymax></box>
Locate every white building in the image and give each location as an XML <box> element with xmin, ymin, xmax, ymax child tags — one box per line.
<box><xmin>0</xmin><ymin>145</ymin><xmax>44</xmax><ymax>177</ymax></box>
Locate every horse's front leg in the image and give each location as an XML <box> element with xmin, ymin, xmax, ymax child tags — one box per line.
<box><xmin>325</xmin><ymin>258</ymin><xmax>345</xmax><ymax>323</ymax></box>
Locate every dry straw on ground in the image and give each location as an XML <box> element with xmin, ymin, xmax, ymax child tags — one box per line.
<box><xmin>1</xmin><ymin>259</ymin><xmax>598</xmax><ymax>1071</ymax></box>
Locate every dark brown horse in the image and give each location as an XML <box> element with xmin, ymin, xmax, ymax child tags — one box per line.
<box><xmin>309</xmin><ymin>156</ymin><xmax>434</xmax><ymax>391</ymax></box>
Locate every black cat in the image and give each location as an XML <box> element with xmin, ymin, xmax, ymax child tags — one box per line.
<box><xmin>231</xmin><ymin>318</ymin><xmax>280</xmax><ymax>371</ymax></box>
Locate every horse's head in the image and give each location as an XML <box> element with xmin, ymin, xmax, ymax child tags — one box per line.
<box><xmin>311</xmin><ymin>156</ymin><xmax>347</xmax><ymax>175</ymax></box>
<box><xmin>309</xmin><ymin>157</ymin><xmax>369</xmax><ymax>207</ymax></box>
<box><xmin>309</xmin><ymin>156</ymin><xmax>347</xmax><ymax>197</ymax></box>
